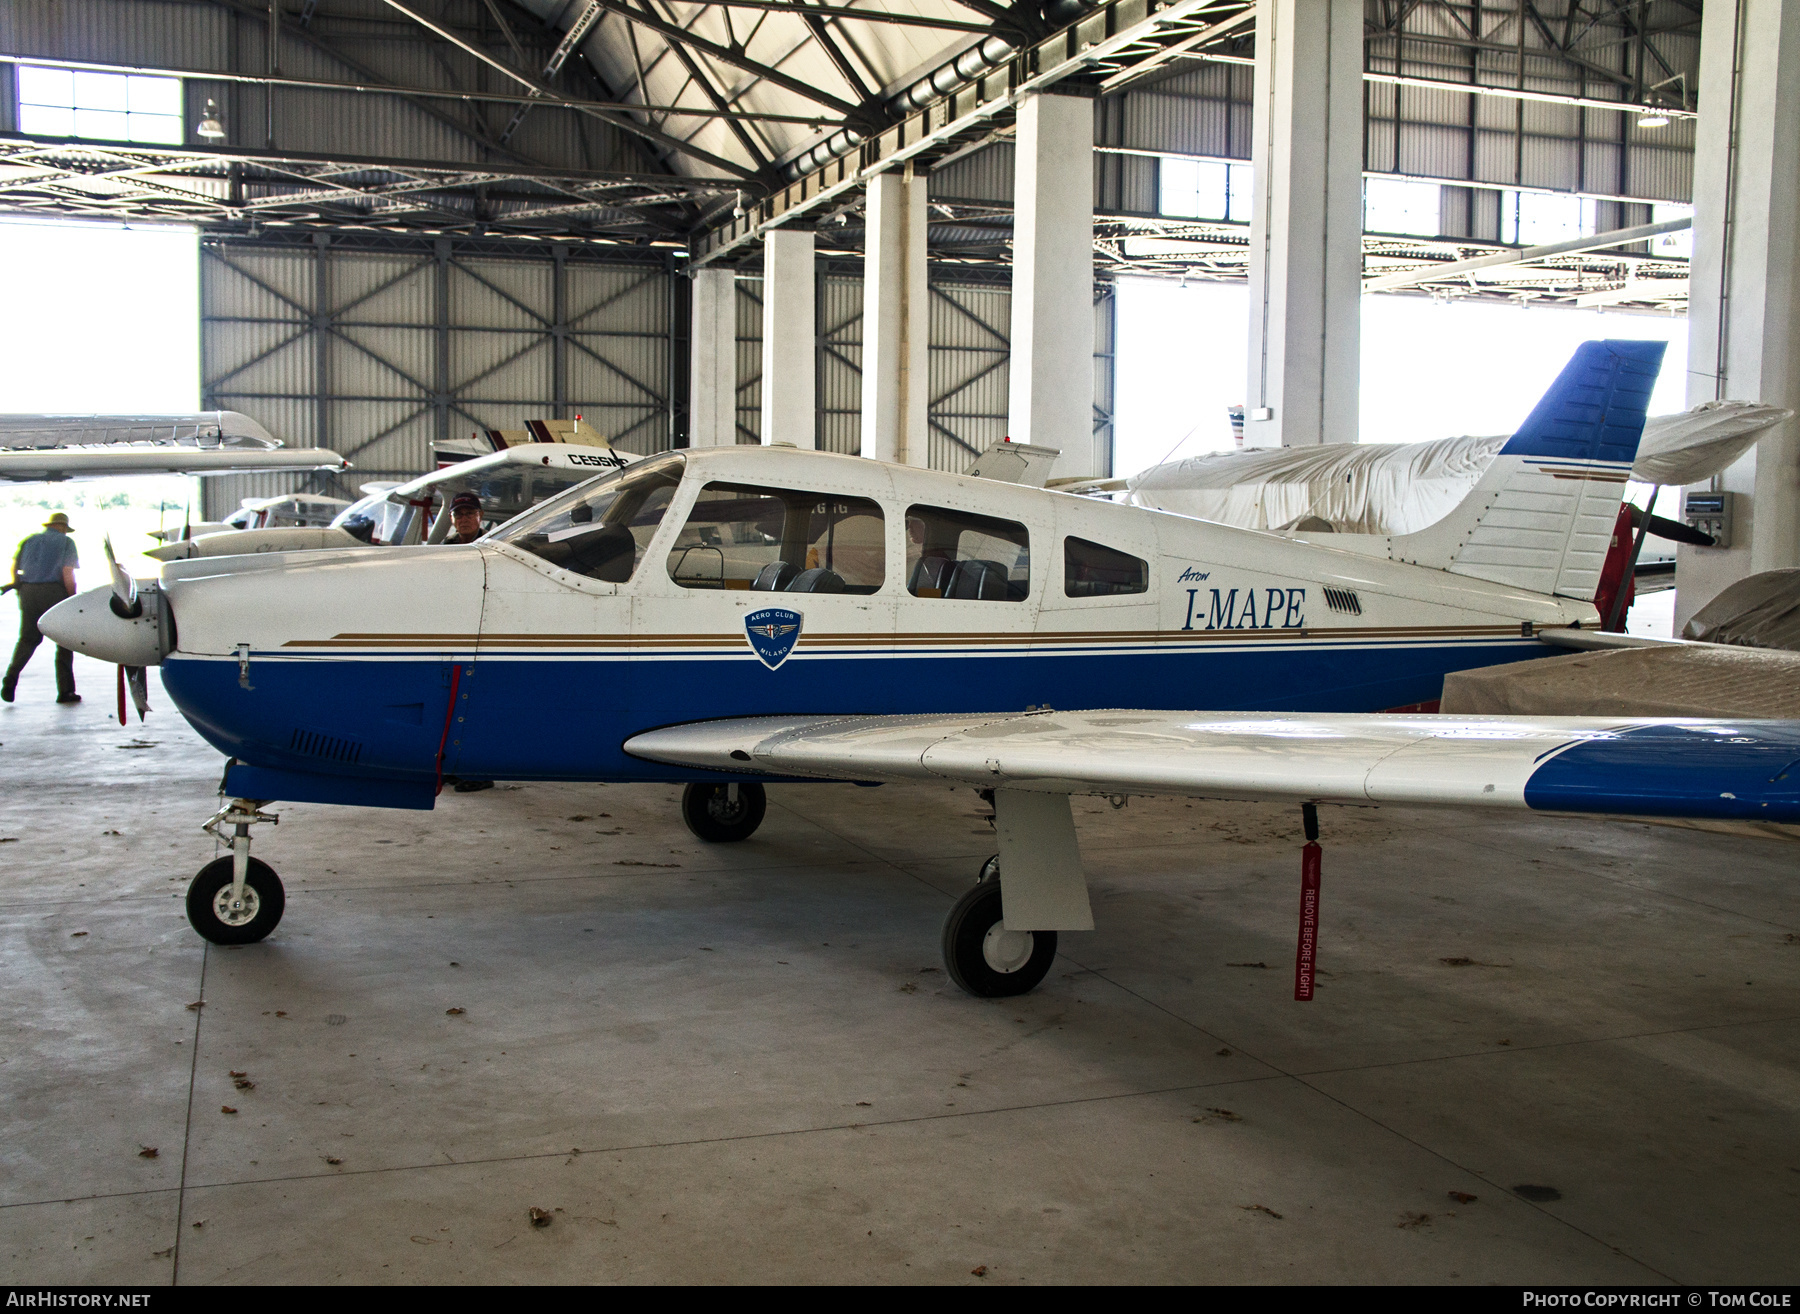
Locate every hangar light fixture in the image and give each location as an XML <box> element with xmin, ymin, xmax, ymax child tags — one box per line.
<box><xmin>196</xmin><ymin>99</ymin><xmax>226</xmax><ymax>140</ymax></box>
<box><xmin>1637</xmin><ymin>112</ymin><xmax>1671</xmax><ymax>128</ymax></box>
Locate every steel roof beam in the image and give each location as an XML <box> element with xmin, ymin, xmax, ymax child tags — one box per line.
<box><xmin>689</xmin><ymin>1</ymin><xmax>998</xmax><ymax>34</ymax></box>
<box><xmin>375</xmin><ymin>0</ymin><xmax>757</xmax><ymax>175</ymax></box>
<box><xmin>694</xmin><ymin>0</ymin><xmax>1260</xmax><ymax>265</ymax></box>
<box><xmin>792</xmin><ymin>3</ymin><xmax>879</xmax><ymax>104</ymax></box>
<box><xmin>578</xmin><ymin>0</ymin><xmax>868</xmax><ymax>120</ymax></box>
<box><xmin>1362</xmin><ymin>216</ymin><xmax>1691</xmax><ymax>292</ymax></box>
<box><xmin>631</xmin><ymin>0</ymin><xmax>777</xmax><ymax>170</ymax></box>
<box><xmin>0</xmin><ymin>53</ymin><xmax>840</xmax><ymax>127</ymax></box>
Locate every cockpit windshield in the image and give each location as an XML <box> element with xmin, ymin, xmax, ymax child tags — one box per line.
<box><xmin>331</xmin><ymin>492</ymin><xmax>407</xmax><ymax>545</ymax></box>
<box><xmin>417</xmin><ymin>466</ymin><xmax>596</xmax><ymax>539</ymax></box>
<box><xmin>489</xmin><ymin>453</ymin><xmax>684</xmax><ymax>582</ymax></box>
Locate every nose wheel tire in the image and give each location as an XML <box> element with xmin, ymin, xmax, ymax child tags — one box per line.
<box><xmin>680</xmin><ymin>782</ymin><xmax>767</xmax><ymax>843</ymax></box>
<box><xmin>186</xmin><ymin>856</ymin><xmax>285</xmax><ymax>945</ymax></box>
<box><xmin>941</xmin><ymin>877</ymin><xmax>1057</xmax><ymax>998</ymax></box>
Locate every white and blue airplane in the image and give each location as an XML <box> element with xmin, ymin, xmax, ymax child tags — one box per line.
<box><xmin>41</xmin><ymin>339</ymin><xmax>1800</xmax><ymax>997</ymax></box>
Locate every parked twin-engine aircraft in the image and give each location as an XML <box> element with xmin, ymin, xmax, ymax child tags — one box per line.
<box><xmin>41</xmin><ymin>340</ymin><xmax>1800</xmax><ymax>995</ymax></box>
<box><xmin>0</xmin><ymin>412</ymin><xmax>348</xmax><ymax>482</ymax></box>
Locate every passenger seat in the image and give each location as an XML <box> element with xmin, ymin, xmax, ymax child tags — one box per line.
<box><xmin>945</xmin><ymin>558</ymin><xmax>1009</xmax><ymax>600</ymax></box>
<box><xmin>908</xmin><ymin>556</ymin><xmax>955</xmax><ymax>596</ymax></box>
<box><xmin>752</xmin><ymin>561</ymin><xmax>798</xmax><ymax>591</ymax></box>
<box><xmin>787</xmin><ymin>567</ymin><xmax>845</xmax><ymax>593</ymax></box>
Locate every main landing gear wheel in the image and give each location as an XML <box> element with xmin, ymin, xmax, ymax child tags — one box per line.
<box><xmin>186</xmin><ymin>856</ymin><xmax>286</xmax><ymax>945</ymax></box>
<box><xmin>681</xmin><ymin>782</ymin><xmax>767</xmax><ymax>843</ymax></box>
<box><xmin>942</xmin><ymin>875</ymin><xmax>1057</xmax><ymax>998</ymax></box>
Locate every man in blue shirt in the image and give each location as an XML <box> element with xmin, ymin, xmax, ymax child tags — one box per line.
<box><xmin>4</xmin><ymin>512</ymin><xmax>81</xmax><ymax>704</ymax></box>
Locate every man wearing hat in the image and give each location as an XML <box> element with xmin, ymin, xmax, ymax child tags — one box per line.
<box><xmin>443</xmin><ymin>491</ymin><xmax>485</xmax><ymax>545</ymax></box>
<box><xmin>4</xmin><ymin>512</ymin><xmax>81</xmax><ymax>704</ymax></box>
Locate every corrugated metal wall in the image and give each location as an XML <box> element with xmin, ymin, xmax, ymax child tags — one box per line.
<box><xmin>736</xmin><ymin>276</ymin><xmax>765</xmax><ymax>445</ymax></box>
<box><xmin>0</xmin><ymin>0</ymin><xmax>642</xmax><ymax>171</ymax></box>
<box><xmin>728</xmin><ymin>268</ymin><xmax>1114</xmax><ymax>474</ymax></box>
<box><xmin>817</xmin><ymin>274</ymin><xmax>865</xmax><ymax>458</ymax></box>
<box><xmin>200</xmin><ymin>237</ymin><xmax>672</xmax><ymax>516</ymax></box>
<box><xmin>929</xmin><ymin>282</ymin><xmax>1013</xmax><ymax>469</ymax></box>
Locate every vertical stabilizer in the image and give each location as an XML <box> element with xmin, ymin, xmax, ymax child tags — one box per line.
<box><xmin>1390</xmin><ymin>340</ymin><xmax>1665</xmax><ymax>600</ymax></box>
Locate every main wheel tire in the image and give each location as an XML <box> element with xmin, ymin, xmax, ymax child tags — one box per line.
<box><xmin>941</xmin><ymin>878</ymin><xmax>1057</xmax><ymax>998</ymax></box>
<box><xmin>680</xmin><ymin>782</ymin><xmax>767</xmax><ymax>843</ymax></box>
<box><xmin>186</xmin><ymin>857</ymin><xmax>285</xmax><ymax>945</ymax></box>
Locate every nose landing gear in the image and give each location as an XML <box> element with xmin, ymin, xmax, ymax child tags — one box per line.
<box><xmin>189</xmin><ymin>799</ymin><xmax>285</xmax><ymax>945</ymax></box>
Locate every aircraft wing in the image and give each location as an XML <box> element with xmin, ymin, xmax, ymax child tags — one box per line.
<box><xmin>0</xmin><ymin>447</ymin><xmax>349</xmax><ymax>482</ymax></box>
<box><xmin>626</xmin><ymin>710</ymin><xmax>1800</xmax><ymax>824</ymax></box>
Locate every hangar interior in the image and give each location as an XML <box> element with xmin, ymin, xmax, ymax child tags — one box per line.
<box><xmin>3</xmin><ymin>0</ymin><xmax>1799</xmax><ymax>1287</ymax></box>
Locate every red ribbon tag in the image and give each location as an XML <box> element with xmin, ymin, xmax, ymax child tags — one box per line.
<box><xmin>1294</xmin><ymin>841</ymin><xmax>1321</xmax><ymax>1001</ymax></box>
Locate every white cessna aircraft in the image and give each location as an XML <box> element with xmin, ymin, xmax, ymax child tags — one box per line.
<box><xmin>41</xmin><ymin>340</ymin><xmax>1800</xmax><ymax>997</ymax></box>
<box><xmin>0</xmin><ymin>412</ymin><xmax>348</xmax><ymax>482</ymax></box>
<box><xmin>144</xmin><ymin>428</ymin><xmax>639</xmax><ymax>560</ymax></box>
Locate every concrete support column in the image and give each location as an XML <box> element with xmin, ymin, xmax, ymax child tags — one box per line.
<box><xmin>1007</xmin><ymin>91</ymin><xmax>1098</xmax><ymax>477</ymax></box>
<box><xmin>860</xmin><ymin>168</ymin><xmax>931</xmax><ymax>466</ymax></box>
<box><xmin>1244</xmin><ymin>0</ymin><xmax>1362</xmax><ymax>448</ymax></box>
<box><xmin>1678</xmin><ymin>0</ymin><xmax>1800</xmax><ymax>627</ymax></box>
<box><xmin>689</xmin><ymin>266</ymin><xmax>738</xmax><ymax>447</ymax></box>
<box><xmin>760</xmin><ymin>227</ymin><xmax>817</xmax><ymax>448</ymax></box>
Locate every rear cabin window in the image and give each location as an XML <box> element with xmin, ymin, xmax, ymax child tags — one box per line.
<box><xmin>667</xmin><ymin>482</ymin><xmax>885</xmax><ymax>594</ymax></box>
<box><xmin>905</xmin><ymin>505</ymin><xmax>1030</xmax><ymax>601</ymax></box>
<box><xmin>1064</xmin><ymin>536</ymin><xmax>1148</xmax><ymax>598</ymax></box>
<box><xmin>488</xmin><ymin>455</ymin><xmax>682</xmax><ymax>582</ymax></box>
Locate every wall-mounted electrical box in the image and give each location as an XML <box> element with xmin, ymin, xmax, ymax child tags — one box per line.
<box><xmin>1683</xmin><ymin>490</ymin><xmax>1735</xmax><ymax>549</ymax></box>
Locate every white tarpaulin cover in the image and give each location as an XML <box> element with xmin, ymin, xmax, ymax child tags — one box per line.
<box><xmin>1682</xmin><ymin>568</ymin><xmax>1800</xmax><ymax>650</ymax></box>
<box><xmin>1121</xmin><ymin>402</ymin><xmax>1792</xmax><ymax>535</ymax></box>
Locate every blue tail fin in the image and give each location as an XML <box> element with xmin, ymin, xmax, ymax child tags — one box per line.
<box><xmin>1390</xmin><ymin>340</ymin><xmax>1667</xmax><ymax>602</ymax></box>
<box><xmin>1500</xmin><ymin>339</ymin><xmax>1665</xmax><ymax>464</ymax></box>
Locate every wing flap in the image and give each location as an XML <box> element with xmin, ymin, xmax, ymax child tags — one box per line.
<box><xmin>625</xmin><ymin>711</ymin><xmax>1800</xmax><ymax>822</ymax></box>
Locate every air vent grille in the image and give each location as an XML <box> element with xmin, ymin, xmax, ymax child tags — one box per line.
<box><xmin>1322</xmin><ymin>586</ymin><xmax>1363</xmax><ymax>616</ymax></box>
<box><xmin>290</xmin><ymin>728</ymin><xmax>364</xmax><ymax>764</ymax></box>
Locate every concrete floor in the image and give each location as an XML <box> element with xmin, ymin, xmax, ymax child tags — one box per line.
<box><xmin>2</xmin><ymin>651</ymin><xmax>1797</xmax><ymax>1285</ymax></box>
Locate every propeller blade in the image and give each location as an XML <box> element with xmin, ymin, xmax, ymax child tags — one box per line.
<box><xmin>1627</xmin><ymin>504</ymin><xmax>1716</xmax><ymax>547</ymax></box>
<box><xmin>125</xmin><ymin>665</ymin><xmax>150</xmax><ymax>721</ymax></box>
<box><xmin>102</xmin><ymin>535</ymin><xmax>140</xmax><ymax>618</ymax></box>
<box><xmin>116</xmin><ymin>663</ymin><xmax>126</xmax><ymax>727</ymax></box>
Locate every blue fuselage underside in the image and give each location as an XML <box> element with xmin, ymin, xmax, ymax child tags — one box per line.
<box><xmin>164</xmin><ymin>640</ymin><xmax>1535</xmax><ymax>802</ymax></box>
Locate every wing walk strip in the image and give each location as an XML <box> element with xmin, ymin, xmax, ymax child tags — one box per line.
<box><xmin>282</xmin><ymin>623</ymin><xmax>1536</xmax><ymax>651</ymax></box>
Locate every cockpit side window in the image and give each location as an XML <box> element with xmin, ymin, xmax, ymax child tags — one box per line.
<box><xmin>904</xmin><ymin>505</ymin><xmax>1030</xmax><ymax>601</ymax></box>
<box><xmin>489</xmin><ymin>454</ymin><xmax>683</xmax><ymax>582</ymax></box>
<box><xmin>667</xmin><ymin>482</ymin><xmax>885</xmax><ymax>594</ymax></box>
<box><xmin>1063</xmin><ymin>536</ymin><xmax>1148</xmax><ymax>597</ymax></box>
